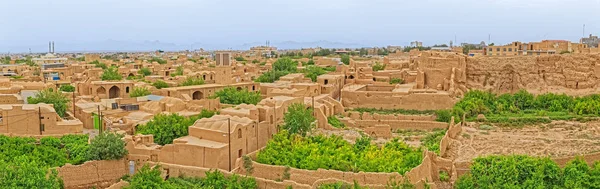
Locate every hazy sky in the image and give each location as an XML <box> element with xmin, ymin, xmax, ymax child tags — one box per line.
<box><xmin>1</xmin><ymin>0</ymin><xmax>599</xmax><ymax>52</ymax></box>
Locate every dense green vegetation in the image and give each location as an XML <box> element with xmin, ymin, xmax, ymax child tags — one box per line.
<box><xmin>101</xmin><ymin>66</ymin><xmax>123</xmax><ymax>81</ymax></box>
<box><xmin>138</xmin><ymin>67</ymin><xmax>152</xmax><ymax>76</ymax></box>
<box><xmin>281</xmin><ymin>103</ymin><xmax>315</xmax><ymax>136</ymax></box>
<box><xmin>86</xmin><ymin>132</ymin><xmax>128</xmax><ymax>161</ymax></box>
<box><xmin>340</xmin><ymin>54</ymin><xmax>350</xmax><ymax>65</ymax></box>
<box><xmin>452</xmin><ymin>90</ymin><xmax>600</xmax><ymax>126</ymax></box>
<box><xmin>256</xmin><ymin>58</ymin><xmax>335</xmax><ymax>83</ymax></box>
<box><xmin>130</xmin><ymin>87</ymin><xmax>151</xmax><ymax>97</ymax></box>
<box><xmin>211</xmin><ymin>87</ymin><xmax>261</xmax><ymax>105</ymax></box>
<box><xmin>302</xmin><ymin>65</ymin><xmax>328</xmax><ymax>82</ymax></box>
<box><xmin>149</xmin><ymin>57</ymin><xmax>167</xmax><ymax>64</ymax></box>
<box><xmin>318</xmin><ymin>181</ymin><xmax>367</xmax><ymax>189</ymax></box>
<box><xmin>455</xmin><ymin>155</ymin><xmax>600</xmax><ymax>189</ymax></box>
<box><xmin>90</xmin><ymin>60</ymin><xmax>107</xmax><ymax>69</ymax></box>
<box><xmin>136</xmin><ymin>110</ymin><xmax>217</xmax><ymax>145</ymax></box>
<box><xmin>420</xmin><ymin>129</ymin><xmax>446</xmax><ymax>154</ymax></box>
<box><xmin>254</xmin><ymin>70</ymin><xmax>289</xmax><ymax>83</ymax></box>
<box><xmin>152</xmin><ymin>80</ymin><xmax>169</xmax><ymax>89</ymax></box>
<box><xmin>179</xmin><ymin>77</ymin><xmax>205</xmax><ymax>86</ymax></box>
<box><xmin>0</xmin><ymin>134</ymin><xmax>127</xmax><ymax>188</ymax></box>
<box><xmin>27</xmin><ymin>89</ymin><xmax>70</xmax><ymax>118</ymax></box>
<box><xmin>59</xmin><ymin>85</ymin><xmax>75</xmax><ymax>92</ymax></box>
<box><xmin>352</xmin><ymin>108</ymin><xmax>436</xmax><ymax>115</ymax></box>
<box><xmin>372</xmin><ymin>62</ymin><xmax>386</xmax><ymax>71</ymax></box>
<box><xmin>125</xmin><ymin>165</ymin><xmax>258</xmax><ymax>189</ymax></box>
<box><xmin>389</xmin><ymin>78</ymin><xmax>404</xmax><ymax>84</ymax></box>
<box><xmin>327</xmin><ymin>115</ymin><xmax>345</xmax><ymax>128</ymax></box>
<box><xmin>256</xmin><ymin>131</ymin><xmax>423</xmax><ymax>174</ymax></box>
<box><xmin>234</xmin><ymin>57</ymin><xmax>246</xmax><ymax>61</ymax></box>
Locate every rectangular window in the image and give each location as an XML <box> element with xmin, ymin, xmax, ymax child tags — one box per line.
<box><xmin>489</xmin><ymin>48</ymin><xmax>493</xmax><ymax>52</ymax></box>
<box><xmin>503</xmin><ymin>48</ymin><xmax>507</xmax><ymax>52</ymax></box>
<box><xmin>508</xmin><ymin>48</ymin><xmax>512</xmax><ymax>52</ymax></box>
<box><xmin>497</xmin><ymin>48</ymin><xmax>500</xmax><ymax>51</ymax></box>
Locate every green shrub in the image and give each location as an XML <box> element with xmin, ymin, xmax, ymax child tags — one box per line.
<box><xmin>389</xmin><ymin>78</ymin><xmax>404</xmax><ymax>84</ymax></box>
<box><xmin>318</xmin><ymin>181</ymin><xmax>366</xmax><ymax>189</ymax></box>
<box><xmin>138</xmin><ymin>67</ymin><xmax>152</xmax><ymax>76</ymax></box>
<box><xmin>59</xmin><ymin>85</ymin><xmax>75</xmax><ymax>92</ymax></box>
<box><xmin>255</xmin><ymin>70</ymin><xmax>289</xmax><ymax>83</ymax></box>
<box><xmin>282</xmin><ymin>103</ymin><xmax>315</xmax><ymax>136</ymax></box>
<box><xmin>439</xmin><ymin>170</ymin><xmax>449</xmax><ymax>182</ymax></box>
<box><xmin>420</xmin><ymin>129</ymin><xmax>446</xmax><ymax>154</ymax></box>
<box><xmin>455</xmin><ymin>155</ymin><xmax>600</xmax><ymax>189</ymax></box>
<box><xmin>340</xmin><ymin>54</ymin><xmax>350</xmax><ymax>65</ymax></box>
<box><xmin>86</xmin><ymin>132</ymin><xmax>128</xmax><ymax>161</ymax></box>
<box><xmin>211</xmin><ymin>87</ymin><xmax>261</xmax><ymax>105</ymax></box>
<box><xmin>179</xmin><ymin>77</ymin><xmax>205</xmax><ymax>86</ymax></box>
<box><xmin>327</xmin><ymin>116</ymin><xmax>345</xmax><ymax>128</ymax></box>
<box><xmin>126</xmin><ymin>165</ymin><xmax>258</xmax><ymax>189</ymax></box>
<box><xmin>130</xmin><ymin>87</ymin><xmax>151</xmax><ymax>97</ymax></box>
<box><xmin>303</xmin><ymin>66</ymin><xmax>327</xmax><ymax>82</ymax></box>
<box><xmin>136</xmin><ymin>111</ymin><xmax>216</xmax><ymax>145</ymax></box>
<box><xmin>353</xmin><ymin>108</ymin><xmax>435</xmax><ymax>115</ymax></box>
<box><xmin>149</xmin><ymin>57</ymin><xmax>167</xmax><ymax>64</ymax></box>
<box><xmin>152</xmin><ymin>80</ymin><xmax>169</xmax><ymax>89</ymax></box>
<box><xmin>101</xmin><ymin>67</ymin><xmax>122</xmax><ymax>81</ymax></box>
<box><xmin>372</xmin><ymin>62</ymin><xmax>386</xmax><ymax>71</ymax></box>
<box><xmin>27</xmin><ymin>89</ymin><xmax>70</xmax><ymax>117</ymax></box>
<box><xmin>256</xmin><ymin>131</ymin><xmax>423</xmax><ymax>174</ymax></box>
<box><xmin>273</xmin><ymin>57</ymin><xmax>298</xmax><ymax>72</ymax></box>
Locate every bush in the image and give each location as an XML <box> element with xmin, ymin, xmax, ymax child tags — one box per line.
<box><xmin>340</xmin><ymin>54</ymin><xmax>350</xmax><ymax>65</ymax></box>
<box><xmin>149</xmin><ymin>57</ymin><xmax>167</xmax><ymax>64</ymax></box>
<box><xmin>152</xmin><ymin>80</ymin><xmax>169</xmax><ymax>89</ymax></box>
<box><xmin>27</xmin><ymin>89</ymin><xmax>70</xmax><ymax>118</ymax></box>
<box><xmin>126</xmin><ymin>165</ymin><xmax>258</xmax><ymax>189</ymax></box>
<box><xmin>420</xmin><ymin>129</ymin><xmax>446</xmax><ymax>154</ymax></box>
<box><xmin>179</xmin><ymin>77</ymin><xmax>205</xmax><ymax>86</ymax></box>
<box><xmin>256</xmin><ymin>131</ymin><xmax>423</xmax><ymax>174</ymax></box>
<box><xmin>101</xmin><ymin>66</ymin><xmax>123</xmax><ymax>81</ymax></box>
<box><xmin>255</xmin><ymin>70</ymin><xmax>289</xmax><ymax>83</ymax></box>
<box><xmin>59</xmin><ymin>85</ymin><xmax>75</xmax><ymax>92</ymax></box>
<box><xmin>282</xmin><ymin>103</ymin><xmax>315</xmax><ymax>136</ymax></box>
<box><xmin>86</xmin><ymin>132</ymin><xmax>128</xmax><ymax>161</ymax></box>
<box><xmin>234</xmin><ymin>57</ymin><xmax>246</xmax><ymax>61</ymax></box>
<box><xmin>130</xmin><ymin>87</ymin><xmax>151</xmax><ymax>97</ymax></box>
<box><xmin>273</xmin><ymin>57</ymin><xmax>298</xmax><ymax>72</ymax></box>
<box><xmin>372</xmin><ymin>62</ymin><xmax>386</xmax><ymax>71</ymax></box>
<box><xmin>211</xmin><ymin>87</ymin><xmax>261</xmax><ymax>105</ymax></box>
<box><xmin>136</xmin><ymin>111</ymin><xmax>216</xmax><ymax>145</ymax></box>
<box><xmin>389</xmin><ymin>78</ymin><xmax>404</xmax><ymax>84</ymax></box>
<box><xmin>455</xmin><ymin>155</ymin><xmax>600</xmax><ymax>189</ymax></box>
<box><xmin>327</xmin><ymin>115</ymin><xmax>345</xmax><ymax>128</ymax></box>
<box><xmin>435</xmin><ymin>110</ymin><xmax>452</xmax><ymax>123</ymax></box>
<box><xmin>303</xmin><ymin>66</ymin><xmax>328</xmax><ymax>82</ymax></box>
<box><xmin>353</xmin><ymin>108</ymin><xmax>435</xmax><ymax>115</ymax></box>
<box><xmin>318</xmin><ymin>181</ymin><xmax>366</xmax><ymax>189</ymax></box>
<box><xmin>0</xmin><ymin>135</ymin><xmax>90</xmax><ymax>188</ymax></box>
<box><xmin>138</xmin><ymin>67</ymin><xmax>152</xmax><ymax>76</ymax></box>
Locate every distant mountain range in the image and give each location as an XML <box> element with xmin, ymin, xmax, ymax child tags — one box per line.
<box><xmin>2</xmin><ymin>40</ymin><xmax>369</xmax><ymax>53</ymax></box>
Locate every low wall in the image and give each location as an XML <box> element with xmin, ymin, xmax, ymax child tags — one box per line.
<box><xmin>56</xmin><ymin>159</ymin><xmax>128</xmax><ymax>189</ymax></box>
<box><xmin>354</xmin><ymin>120</ymin><xmax>447</xmax><ymax>131</ymax></box>
<box><xmin>346</xmin><ymin>111</ymin><xmax>436</xmax><ymax>121</ymax></box>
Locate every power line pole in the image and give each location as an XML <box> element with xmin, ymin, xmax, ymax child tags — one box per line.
<box><xmin>72</xmin><ymin>90</ymin><xmax>76</xmax><ymax>118</ymax></box>
<box><xmin>97</xmin><ymin>105</ymin><xmax>102</xmax><ymax>134</ymax></box>
<box><xmin>227</xmin><ymin>117</ymin><xmax>231</xmax><ymax>171</ymax></box>
<box><xmin>38</xmin><ymin>107</ymin><xmax>43</xmax><ymax>135</ymax></box>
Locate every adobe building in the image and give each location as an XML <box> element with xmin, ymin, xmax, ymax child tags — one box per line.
<box><xmin>0</xmin><ymin>104</ymin><xmax>83</xmax><ymax>135</ymax></box>
<box><xmin>341</xmin><ymin>84</ymin><xmax>456</xmax><ymax>110</ymax></box>
<box><xmin>77</xmin><ymin>80</ymin><xmax>136</xmax><ymax>99</ymax></box>
<box><xmin>0</xmin><ymin>94</ymin><xmax>24</xmax><ymax>104</ymax></box>
<box><xmin>161</xmin><ymin>82</ymin><xmax>259</xmax><ymax>101</ymax></box>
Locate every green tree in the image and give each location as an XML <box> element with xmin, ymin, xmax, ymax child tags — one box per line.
<box><xmin>86</xmin><ymin>132</ymin><xmax>128</xmax><ymax>161</ymax></box>
<box><xmin>212</xmin><ymin>87</ymin><xmax>261</xmax><ymax>105</ymax></box>
<box><xmin>235</xmin><ymin>57</ymin><xmax>246</xmax><ymax>61</ymax></box>
<box><xmin>27</xmin><ymin>89</ymin><xmax>70</xmax><ymax>117</ymax></box>
<box><xmin>273</xmin><ymin>57</ymin><xmax>298</xmax><ymax>72</ymax></box>
<box><xmin>282</xmin><ymin>103</ymin><xmax>315</xmax><ymax>136</ymax></box>
<box><xmin>149</xmin><ymin>57</ymin><xmax>167</xmax><ymax>64</ymax></box>
<box><xmin>389</xmin><ymin>78</ymin><xmax>404</xmax><ymax>84</ymax></box>
<box><xmin>255</xmin><ymin>70</ymin><xmax>288</xmax><ymax>83</ymax></box>
<box><xmin>138</xmin><ymin>67</ymin><xmax>152</xmax><ymax>76</ymax></box>
<box><xmin>125</xmin><ymin>165</ymin><xmax>170</xmax><ymax>189</ymax></box>
<box><xmin>0</xmin><ymin>157</ymin><xmax>64</xmax><ymax>188</ymax></box>
<box><xmin>101</xmin><ymin>67</ymin><xmax>123</xmax><ymax>81</ymax></box>
<box><xmin>340</xmin><ymin>54</ymin><xmax>350</xmax><ymax>65</ymax></box>
<box><xmin>303</xmin><ymin>66</ymin><xmax>328</xmax><ymax>82</ymax></box>
<box><xmin>372</xmin><ymin>62</ymin><xmax>386</xmax><ymax>71</ymax></box>
<box><xmin>152</xmin><ymin>80</ymin><xmax>170</xmax><ymax>89</ymax></box>
<box><xmin>130</xmin><ymin>87</ymin><xmax>151</xmax><ymax>97</ymax></box>
<box><xmin>136</xmin><ymin>111</ymin><xmax>216</xmax><ymax>145</ymax></box>
<box><xmin>179</xmin><ymin>77</ymin><xmax>205</xmax><ymax>86</ymax></box>
<box><xmin>59</xmin><ymin>85</ymin><xmax>75</xmax><ymax>92</ymax></box>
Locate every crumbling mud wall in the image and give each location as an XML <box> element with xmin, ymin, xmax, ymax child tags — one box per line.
<box><xmin>56</xmin><ymin>159</ymin><xmax>128</xmax><ymax>189</ymax></box>
<box><xmin>467</xmin><ymin>54</ymin><xmax>600</xmax><ymax>95</ymax></box>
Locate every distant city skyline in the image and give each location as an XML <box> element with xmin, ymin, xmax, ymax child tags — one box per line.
<box><xmin>1</xmin><ymin>0</ymin><xmax>599</xmax><ymax>53</ymax></box>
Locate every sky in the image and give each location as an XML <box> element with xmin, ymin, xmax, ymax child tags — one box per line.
<box><xmin>1</xmin><ymin>0</ymin><xmax>600</xmax><ymax>52</ymax></box>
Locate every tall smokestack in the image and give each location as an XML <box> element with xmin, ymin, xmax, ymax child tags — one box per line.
<box><xmin>52</xmin><ymin>41</ymin><xmax>55</xmax><ymax>53</ymax></box>
<box><xmin>49</xmin><ymin>42</ymin><xmax>51</xmax><ymax>53</ymax></box>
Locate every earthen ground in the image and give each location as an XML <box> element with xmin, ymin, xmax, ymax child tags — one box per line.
<box><xmin>449</xmin><ymin>120</ymin><xmax>600</xmax><ymax>162</ymax></box>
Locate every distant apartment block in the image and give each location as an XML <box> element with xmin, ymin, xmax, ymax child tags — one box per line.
<box><xmin>410</xmin><ymin>41</ymin><xmax>423</xmax><ymax>47</ymax></box>
<box><xmin>486</xmin><ymin>40</ymin><xmax>573</xmax><ymax>56</ymax></box>
<box><xmin>581</xmin><ymin>34</ymin><xmax>599</xmax><ymax>48</ymax></box>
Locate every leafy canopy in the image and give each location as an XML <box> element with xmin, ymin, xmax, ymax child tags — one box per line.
<box><xmin>59</xmin><ymin>84</ymin><xmax>75</xmax><ymax>92</ymax></box>
<box><xmin>211</xmin><ymin>87</ymin><xmax>261</xmax><ymax>105</ymax></box>
<box><xmin>27</xmin><ymin>88</ymin><xmax>70</xmax><ymax>118</ymax></box>
<box><xmin>125</xmin><ymin>165</ymin><xmax>258</xmax><ymax>189</ymax></box>
<box><xmin>130</xmin><ymin>87</ymin><xmax>151</xmax><ymax>97</ymax></box>
<box><xmin>179</xmin><ymin>77</ymin><xmax>205</xmax><ymax>86</ymax></box>
<box><xmin>101</xmin><ymin>66</ymin><xmax>123</xmax><ymax>81</ymax></box>
<box><xmin>136</xmin><ymin>110</ymin><xmax>217</xmax><ymax>145</ymax></box>
<box><xmin>86</xmin><ymin>132</ymin><xmax>128</xmax><ymax>161</ymax></box>
<box><xmin>282</xmin><ymin>103</ymin><xmax>315</xmax><ymax>136</ymax></box>
<box><xmin>152</xmin><ymin>80</ymin><xmax>170</xmax><ymax>89</ymax></box>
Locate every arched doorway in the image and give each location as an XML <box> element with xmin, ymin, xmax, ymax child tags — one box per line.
<box><xmin>203</xmin><ymin>75</ymin><xmax>206</xmax><ymax>80</ymax></box>
<box><xmin>192</xmin><ymin>91</ymin><xmax>203</xmax><ymax>100</ymax></box>
<box><xmin>96</xmin><ymin>86</ymin><xmax>106</xmax><ymax>95</ymax></box>
<box><xmin>109</xmin><ymin>86</ymin><xmax>120</xmax><ymax>99</ymax></box>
